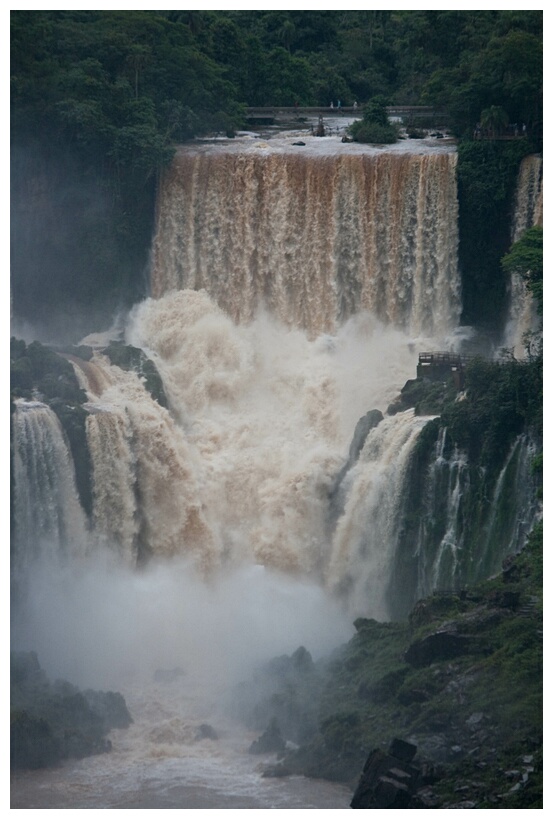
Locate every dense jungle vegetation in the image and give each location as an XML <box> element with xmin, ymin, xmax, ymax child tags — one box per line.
<box><xmin>11</xmin><ymin>10</ymin><xmax>542</xmax><ymax>338</ymax></box>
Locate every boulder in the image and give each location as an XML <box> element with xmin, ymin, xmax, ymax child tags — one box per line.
<box><xmin>389</xmin><ymin>737</ymin><xmax>417</xmax><ymax>763</ymax></box>
<box><xmin>404</xmin><ymin>629</ymin><xmax>475</xmax><ymax>668</ymax></box>
<box><xmin>351</xmin><ymin>741</ymin><xmax>422</xmax><ymax>809</ymax></box>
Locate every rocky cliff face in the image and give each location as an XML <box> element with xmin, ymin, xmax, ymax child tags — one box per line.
<box><xmin>237</xmin><ymin>524</ymin><xmax>542</xmax><ymax>808</ymax></box>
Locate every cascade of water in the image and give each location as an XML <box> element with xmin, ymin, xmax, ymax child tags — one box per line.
<box><xmin>13</xmin><ymin>141</ymin><xmax>537</xmax><ymax>621</ymax></box>
<box><xmin>475</xmin><ymin>435</ymin><xmax>539</xmax><ymax>575</ymax></box>
<box><xmin>401</xmin><ymin>429</ymin><xmax>540</xmax><ymax>607</ymax></box>
<box><xmin>69</xmin><ymin>353</ymin><xmax>217</xmax><ymax>571</ymax></box>
<box><xmin>326</xmin><ymin>409</ymin><xmax>432</xmax><ymax>620</ymax></box>
<box><xmin>427</xmin><ymin>445</ymin><xmax>469</xmax><ymax>592</ymax></box>
<box><xmin>11</xmin><ymin>134</ymin><xmax>542</xmax><ymax>809</ymax></box>
<box><xmin>12</xmin><ymin>400</ymin><xmax>88</xmax><ymax>569</ymax></box>
<box><xmin>511</xmin><ymin>155</ymin><xmax>543</xmax><ymax>243</ymax></box>
<box><xmin>124</xmin><ymin>288</ymin><xmax>447</xmax><ymax>586</ymax></box>
<box><xmin>504</xmin><ymin>154</ymin><xmax>543</xmax><ymax>357</ymax></box>
<box><xmin>152</xmin><ymin>144</ymin><xmax>461</xmax><ymax>339</ymax></box>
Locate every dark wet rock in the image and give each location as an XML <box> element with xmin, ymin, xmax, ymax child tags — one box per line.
<box><xmin>83</xmin><ymin>689</ymin><xmax>132</xmax><ymax>730</ymax></box>
<box><xmin>404</xmin><ymin>629</ymin><xmax>475</xmax><ymax>667</ymax></box>
<box><xmin>387</xmin><ymin>376</ymin><xmax>455</xmax><ymax>416</ymax></box>
<box><xmin>350</xmin><ymin>742</ymin><xmax>423</xmax><ymax>809</ymax></box>
<box><xmin>104</xmin><ymin>342</ymin><xmax>168</xmax><ymax>408</ymax></box>
<box><xmin>232</xmin><ymin>645</ymin><xmax>321</xmax><ymax>747</ymax></box>
<box><xmin>195</xmin><ymin>723</ymin><xmax>218</xmax><ymax>740</ymax></box>
<box><xmin>389</xmin><ymin>737</ymin><xmax>417</xmax><ymax>763</ymax></box>
<box><xmin>249</xmin><ymin>717</ymin><xmax>286</xmax><ymax>755</ymax></box>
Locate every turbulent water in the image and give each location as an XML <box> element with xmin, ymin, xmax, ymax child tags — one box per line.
<box><xmin>152</xmin><ymin>140</ymin><xmax>461</xmax><ymax>338</ymax></box>
<box><xmin>10</xmin><ymin>134</ymin><xmax>537</xmax><ymax>808</ymax></box>
<box><xmin>504</xmin><ymin>154</ymin><xmax>543</xmax><ymax>357</ymax></box>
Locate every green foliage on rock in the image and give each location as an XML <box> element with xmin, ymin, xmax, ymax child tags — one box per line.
<box><xmin>502</xmin><ymin>225</ymin><xmax>543</xmax><ymax>314</ymax></box>
<box><xmin>441</xmin><ymin>356</ymin><xmax>542</xmax><ymax>467</ymax></box>
<box><xmin>348</xmin><ymin>95</ymin><xmax>398</xmax><ymax>143</ymax></box>
<box><xmin>387</xmin><ymin>378</ymin><xmax>457</xmax><ymax>417</ymax></box>
<box><xmin>246</xmin><ymin>525</ymin><xmax>542</xmax><ymax>806</ymax></box>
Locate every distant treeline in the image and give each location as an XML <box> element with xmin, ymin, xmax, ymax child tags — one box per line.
<box><xmin>10</xmin><ymin>11</ymin><xmax>542</xmax><ymax>338</ymax></box>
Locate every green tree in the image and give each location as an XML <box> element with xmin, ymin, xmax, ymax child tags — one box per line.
<box><xmin>348</xmin><ymin>95</ymin><xmax>397</xmax><ymax>143</ymax></box>
<box><xmin>480</xmin><ymin>105</ymin><xmax>509</xmax><ymax>137</ymax></box>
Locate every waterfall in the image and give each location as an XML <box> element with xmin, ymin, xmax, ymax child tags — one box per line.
<box><xmin>475</xmin><ymin>434</ymin><xmax>539</xmax><ymax>576</ymax></box>
<box><xmin>12</xmin><ymin>138</ymin><xmax>538</xmax><ymax>637</ymax></box>
<box><xmin>504</xmin><ymin>154</ymin><xmax>543</xmax><ymax>357</ymax></box>
<box><xmin>389</xmin><ymin>427</ymin><xmax>540</xmax><ymax>617</ymax></box>
<box><xmin>511</xmin><ymin>155</ymin><xmax>543</xmax><ymax>242</ymax></box>
<box><xmin>13</xmin><ymin>284</ymin><xmax>442</xmax><ymax>616</ymax></box>
<box><xmin>423</xmin><ymin>431</ymin><xmax>469</xmax><ymax>595</ymax></box>
<box><xmin>326</xmin><ymin>409</ymin><xmax>432</xmax><ymax>620</ymax></box>
<box><xmin>152</xmin><ymin>144</ymin><xmax>461</xmax><ymax>338</ymax></box>
<box><xmin>70</xmin><ymin>353</ymin><xmax>217</xmax><ymax>571</ymax></box>
<box><xmin>12</xmin><ymin>400</ymin><xmax>88</xmax><ymax>570</ymax></box>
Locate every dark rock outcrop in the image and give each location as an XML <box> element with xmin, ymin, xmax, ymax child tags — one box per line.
<box><xmin>351</xmin><ymin>741</ymin><xmax>424</xmax><ymax>809</ymax></box>
<box><xmin>249</xmin><ymin>717</ymin><xmax>286</xmax><ymax>755</ymax></box>
<box><xmin>237</xmin><ymin>527</ymin><xmax>542</xmax><ymax>807</ymax></box>
<box><xmin>104</xmin><ymin>342</ymin><xmax>168</xmax><ymax>408</ymax></box>
<box><xmin>10</xmin><ymin>652</ymin><xmax>132</xmax><ymax>770</ymax></box>
<box><xmin>404</xmin><ymin>628</ymin><xmax>475</xmax><ymax>668</ymax></box>
<box><xmin>386</xmin><ymin>376</ymin><xmax>455</xmax><ymax>416</ymax></box>
<box><xmin>232</xmin><ymin>645</ymin><xmax>321</xmax><ymax>747</ymax></box>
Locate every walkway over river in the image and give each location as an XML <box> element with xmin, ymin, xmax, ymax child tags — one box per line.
<box><xmin>245</xmin><ymin>105</ymin><xmax>448</xmax><ymax>123</ymax></box>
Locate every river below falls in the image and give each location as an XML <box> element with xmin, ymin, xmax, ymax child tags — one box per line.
<box><xmin>10</xmin><ymin>679</ymin><xmax>352</xmax><ymax>810</ymax></box>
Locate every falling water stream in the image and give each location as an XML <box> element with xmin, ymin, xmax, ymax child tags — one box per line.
<box><xmin>12</xmin><ymin>132</ymin><xmax>535</xmax><ymax>809</ymax></box>
<box><xmin>503</xmin><ymin>154</ymin><xmax>543</xmax><ymax>357</ymax></box>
